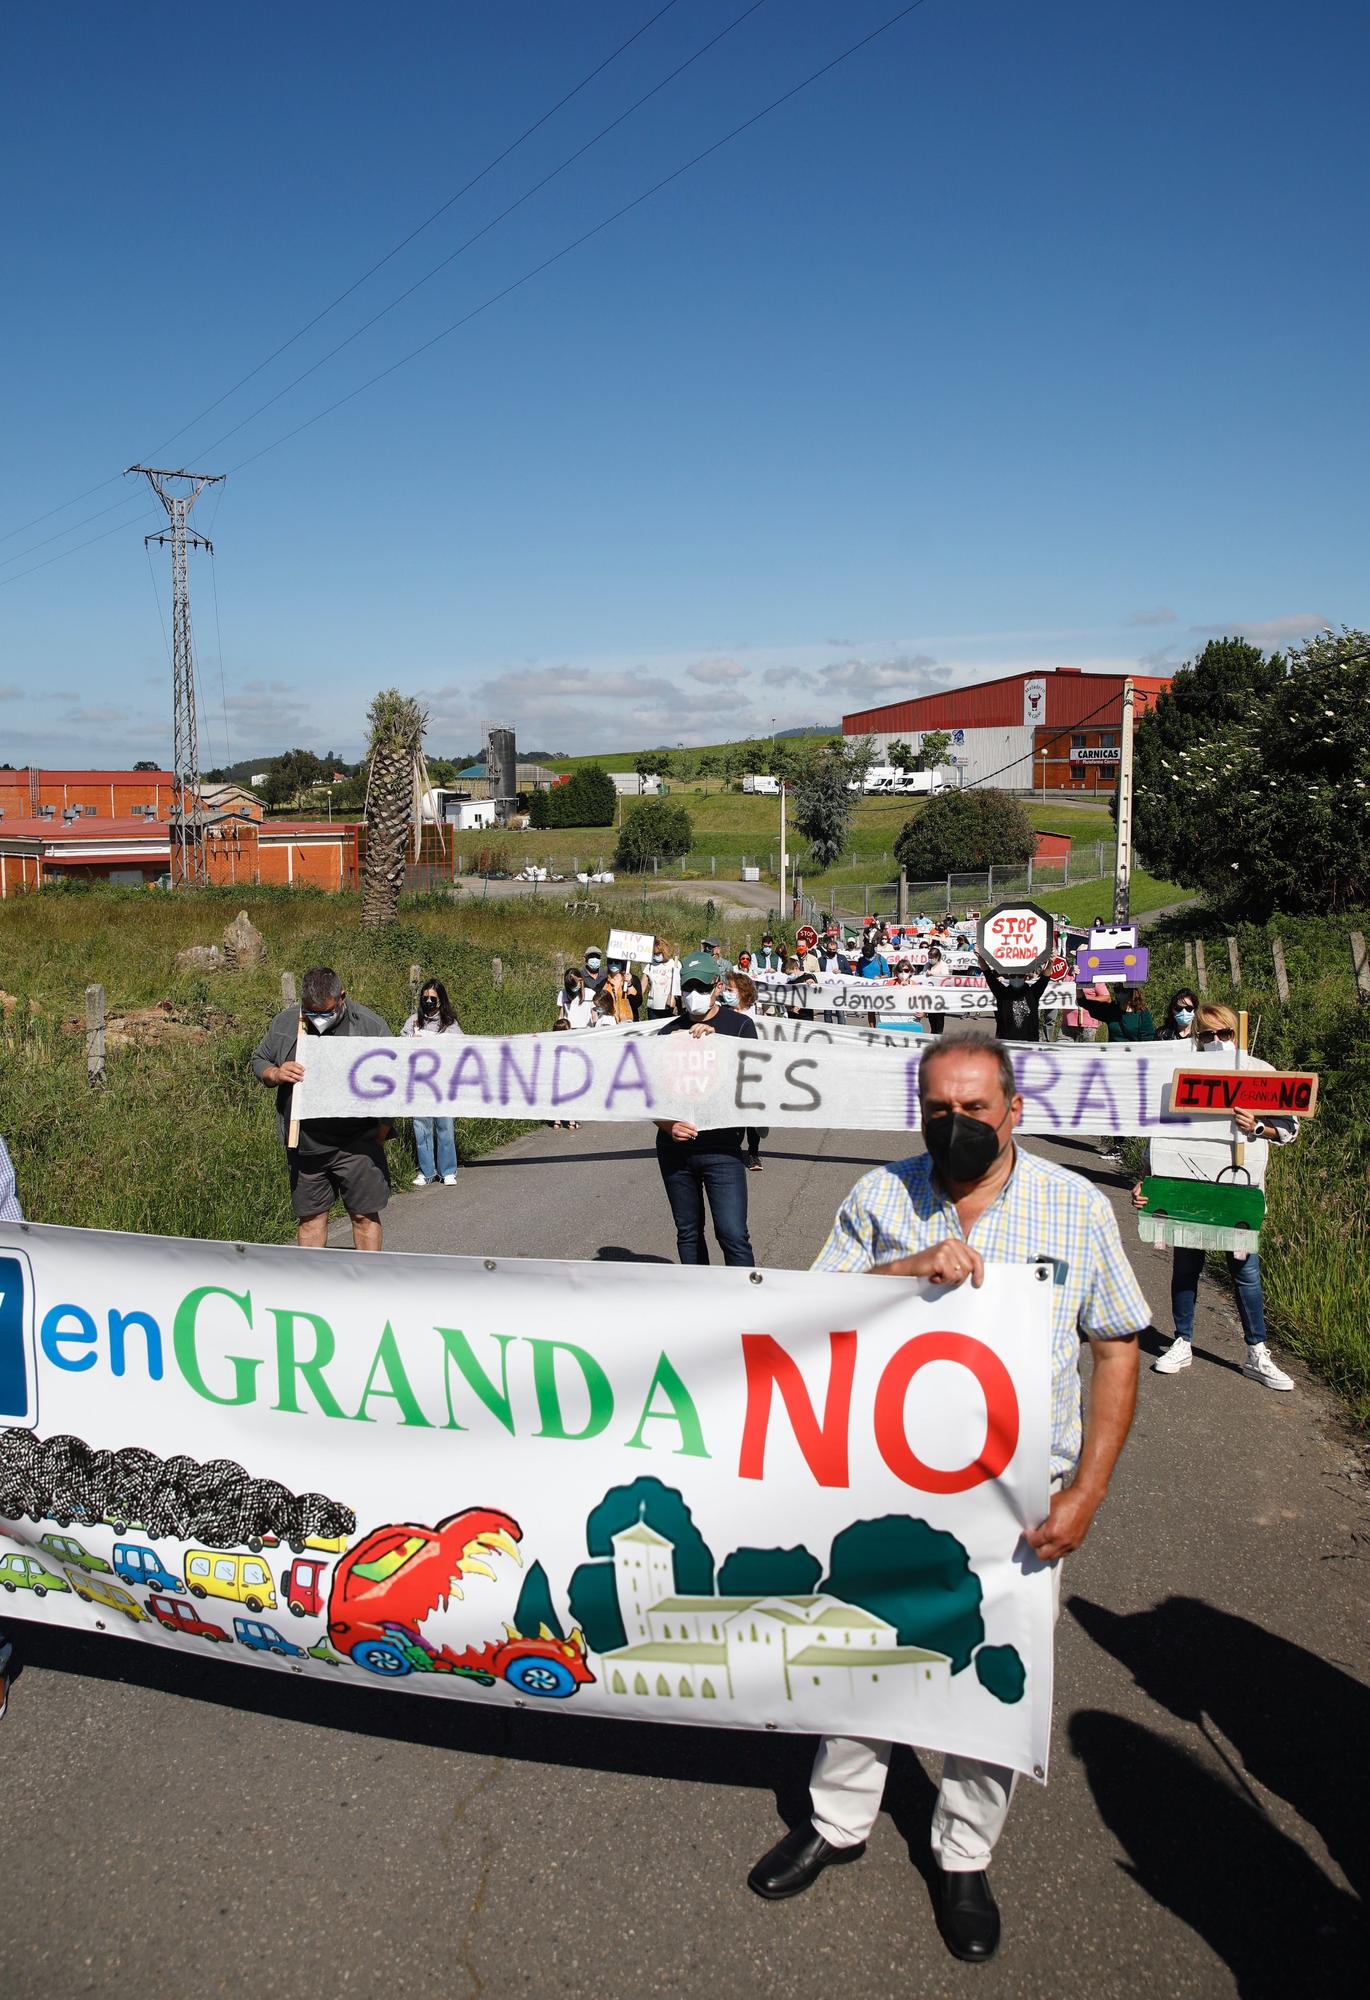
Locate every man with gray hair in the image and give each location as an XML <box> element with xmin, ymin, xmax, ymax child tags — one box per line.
<box><xmin>746</xmin><ymin>1034</ymin><xmax>1148</xmax><ymax>1962</ymax></box>
<box><xmin>252</xmin><ymin>967</ymin><xmax>392</xmax><ymax>1250</ymax></box>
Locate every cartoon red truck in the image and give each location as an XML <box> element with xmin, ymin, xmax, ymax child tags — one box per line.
<box><xmin>327</xmin><ymin>1509</ymin><xmax>593</xmax><ymax>1699</ymax></box>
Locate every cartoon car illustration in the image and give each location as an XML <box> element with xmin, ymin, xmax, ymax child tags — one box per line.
<box><xmin>40</xmin><ymin>1531</ymin><xmax>111</xmax><ymax>1574</ymax></box>
<box><xmin>147</xmin><ymin>1593</ymin><xmax>232</xmax><ymax>1643</ymax></box>
<box><xmin>0</xmin><ymin>1551</ymin><xmax>71</xmax><ymax>1598</ymax></box>
<box><xmin>284</xmin><ymin>1556</ymin><xmax>327</xmax><ymax>1619</ymax></box>
<box><xmin>112</xmin><ymin>1542</ymin><xmax>184</xmax><ymax>1594</ymax></box>
<box><xmin>254</xmin><ymin>1531</ymin><xmax>348</xmax><ymax>1556</ymax></box>
<box><xmin>64</xmin><ymin>1570</ymin><xmax>148</xmax><ymax>1623</ymax></box>
<box><xmin>184</xmin><ymin>1549</ymin><xmax>276</xmax><ymax>1613</ymax></box>
<box><xmin>327</xmin><ymin>1510</ymin><xmax>594</xmax><ymax>1699</ymax></box>
<box><xmin>233</xmin><ymin>1617</ymin><xmax>307</xmax><ymax>1658</ymax></box>
<box><xmin>306</xmin><ymin>1640</ymin><xmax>344</xmax><ymax>1668</ymax></box>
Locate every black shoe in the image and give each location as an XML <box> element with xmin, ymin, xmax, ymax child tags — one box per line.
<box><xmin>935</xmin><ymin>1866</ymin><xmax>1000</xmax><ymax>1962</ymax></box>
<box><xmin>747</xmin><ymin>1822</ymin><xmax>865</xmax><ymax>1900</ymax></box>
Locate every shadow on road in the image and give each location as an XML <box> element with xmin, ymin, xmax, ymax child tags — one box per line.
<box><xmin>1068</xmin><ymin>1594</ymin><xmax>1367</xmax><ymax>1991</ymax></box>
<box><xmin>6</xmin><ymin>1616</ymin><xmax>814</xmax><ymax>1803</ymax></box>
<box><xmin>470</xmin><ymin>1149</ymin><xmax>659</xmax><ymax>1167</ymax></box>
<box><xmin>595</xmin><ymin>1245</ymin><xmax>671</xmax><ymax>1263</ymax></box>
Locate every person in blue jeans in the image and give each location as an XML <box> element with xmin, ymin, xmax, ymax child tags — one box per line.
<box><xmin>401</xmin><ymin>977</ymin><xmax>462</xmax><ymax>1186</ymax></box>
<box><xmin>1</xmin><ymin>1132</ymin><xmax>22</xmax><ymax>1719</ymax></box>
<box><xmin>1134</xmin><ymin>1003</ymin><xmax>1298</xmax><ymax>1391</ymax></box>
<box><xmin>654</xmin><ymin>952</ymin><xmax>757</xmax><ymax>1266</ymax></box>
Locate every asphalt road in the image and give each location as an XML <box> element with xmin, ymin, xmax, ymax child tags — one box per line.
<box><xmin>2</xmin><ymin>1117</ymin><xmax>1366</xmax><ymax>2000</ymax></box>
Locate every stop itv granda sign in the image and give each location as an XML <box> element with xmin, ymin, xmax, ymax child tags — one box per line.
<box><xmin>977</xmin><ymin>901</ymin><xmax>1055</xmax><ymax>978</ymax></box>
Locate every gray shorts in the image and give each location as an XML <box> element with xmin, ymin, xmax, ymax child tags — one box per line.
<box><xmin>288</xmin><ymin>1142</ymin><xmax>390</xmax><ymax>1221</ymax></box>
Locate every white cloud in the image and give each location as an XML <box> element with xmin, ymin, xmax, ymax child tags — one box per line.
<box><xmin>1189</xmin><ymin>612</ymin><xmax>1331</xmax><ymax>649</ymax></box>
<box><xmin>762</xmin><ymin>665</ymin><xmax>815</xmax><ymax>689</ymax></box>
<box><xmin>818</xmin><ymin>651</ymin><xmax>940</xmax><ymax>694</ymax></box>
<box><xmin>1127</xmin><ymin>608</ymin><xmax>1177</xmax><ymax>627</ymax></box>
<box><xmin>686</xmin><ymin>657</ymin><xmax>750</xmax><ymax>687</ymax></box>
<box><xmin>0</xmin><ymin>685</ymin><xmax>25</xmax><ymax>701</ymax></box>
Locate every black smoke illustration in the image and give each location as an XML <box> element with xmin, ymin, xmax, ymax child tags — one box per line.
<box><xmin>0</xmin><ymin>1431</ymin><xmax>354</xmax><ymax>1546</ymax></box>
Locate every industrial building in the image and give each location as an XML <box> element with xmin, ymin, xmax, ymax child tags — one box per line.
<box><xmin>0</xmin><ymin>814</ymin><xmax>358</xmax><ymax>898</ymax></box>
<box><xmin>843</xmin><ymin>667</ymin><xmax>1172</xmax><ymax>794</ymax></box>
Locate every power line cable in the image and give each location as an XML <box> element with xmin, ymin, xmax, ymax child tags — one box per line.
<box><xmin>189</xmin><ymin>0</ymin><xmax>770</xmax><ymax>464</ymax></box>
<box><xmin>221</xmin><ymin>0</ymin><xmax>937</xmax><ymax>480</ymax></box>
<box><xmin>0</xmin><ymin>490</ymin><xmax>150</xmax><ymax>572</ymax></box>
<box><xmin>0</xmin><ymin>508</ymin><xmax>163</xmax><ymax>590</ymax></box>
<box><xmin>0</xmin><ymin>0</ymin><xmax>686</xmax><ymax>548</ymax></box>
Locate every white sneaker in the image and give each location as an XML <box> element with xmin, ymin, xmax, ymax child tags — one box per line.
<box><xmin>1152</xmin><ymin>1337</ymin><xmax>1192</xmax><ymax>1374</ymax></box>
<box><xmin>411</xmin><ymin>1173</ymin><xmax>430</xmax><ymax>1187</ymax></box>
<box><xmin>442</xmin><ymin>1173</ymin><xmax>458</xmax><ymax>1186</ymax></box>
<box><xmin>1242</xmin><ymin>1343</ymin><xmax>1293</xmax><ymax>1391</ymax></box>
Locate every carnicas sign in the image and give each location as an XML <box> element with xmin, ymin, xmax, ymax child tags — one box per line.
<box><xmin>977</xmin><ymin>901</ymin><xmax>1055</xmax><ymax>979</ymax></box>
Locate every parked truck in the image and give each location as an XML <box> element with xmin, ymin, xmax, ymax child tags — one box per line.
<box><xmin>860</xmin><ymin>767</ymin><xmax>947</xmax><ymax>796</ymax></box>
<box><xmin>742</xmin><ymin>774</ymin><xmax>780</xmax><ymax>795</ymax></box>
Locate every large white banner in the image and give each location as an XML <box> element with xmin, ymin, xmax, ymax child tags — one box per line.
<box><xmin>296</xmin><ymin>1029</ymin><xmax>1207</xmax><ymax>1136</ymax></box>
<box><xmin>0</xmin><ymin>1226</ymin><xmax>1054</xmax><ymax>1776</ymax></box>
<box><xmin>751</xmin><ymin>972</ymin><xmax>1077</xmax><ymax>1016</ymax></box>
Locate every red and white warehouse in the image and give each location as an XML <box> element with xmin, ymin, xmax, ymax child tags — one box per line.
<box><xmin>844</xmin><ymin>667</ymin><xmax>1172</xmax><ymax>793</ymax></box>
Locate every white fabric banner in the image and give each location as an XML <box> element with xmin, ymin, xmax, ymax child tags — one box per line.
<box><xmin>296</xmin><ymin>1028</ymin><xmax>1213</xmax><ymax>1136</ymax></box>
<box><xmin>0</xmin><ymin>1225</ymin><xmax>1054</xmax><ymax>1776</ymax></box>
<box><xmin>751</xmin><ymin>972</ymin><xmax>1077</xmax><ymax>1016</ymax></box>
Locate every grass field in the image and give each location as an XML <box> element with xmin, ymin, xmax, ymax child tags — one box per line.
<box><xmin>0</xmin><ymin>884</ymin><xmax>754</xmax><ymax>1246</ymax></box>
<box><xmin>447</xmin><ymin>790</ymin><xmax>1127</xmax><ymax>903</ymax></box>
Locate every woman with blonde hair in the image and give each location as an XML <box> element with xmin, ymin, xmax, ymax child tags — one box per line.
<box><xmin>1134</xmin><ymin>1003</ymin><xmax>1298</xmax><ymax>1389</ymax></box>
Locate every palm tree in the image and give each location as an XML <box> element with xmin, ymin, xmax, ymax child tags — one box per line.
<box><xmin>360</xmin><ymin>689</ymin><xmax>429</xmax><ymax>929</ymax></box>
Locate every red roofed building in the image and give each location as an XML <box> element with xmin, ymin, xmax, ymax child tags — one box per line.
<box><xmin>843</xmin><ymin>667</ymin><xmax>1173</xmax><ymax>793</ymax></box>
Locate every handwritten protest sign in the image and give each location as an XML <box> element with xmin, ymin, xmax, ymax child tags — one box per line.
<box><xmin>1167</xmin><ymin>1069</ymin><xmax>1319</xmax><ymax>1117</ymax></box>
<box><xmin>607</xmin><ymin>927</ymin><xmax>656</xmax><ymax>964</ymax></box>
<box><xmin>0</xmin><ymin>1224</ymin><xmax>1054</xmax><ymax>1776</ymax></box>
<box><xmin>297</xmin><ymin>1027</ymin><xmax>1232</xmax><ymax>1137</ymax></box>
<box><xmin>977</xmin><ymin>902</ymin><xmax>1055</xmax><ymax>978</ymax></box>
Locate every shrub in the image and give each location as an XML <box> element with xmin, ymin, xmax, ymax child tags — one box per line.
<box><xmin>528</xmin><ymin>764</ymin><xmax>616</xmax><ymax>829</ymax></box>
<box><xmin>614</xmin><ymin>798</ymin><xmax>694</xmax><ymax>872</ymax></box>
<box><xmin>894</xmin><ymin>788</ymin><xmax>1035</xmax><ymax>877</ymax></box>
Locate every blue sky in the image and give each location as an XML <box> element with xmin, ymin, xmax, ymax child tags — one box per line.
<box><xmin>1</xmin><ymin>0</ymin><xmax>1365</xmax><ymax>765</ymax></box>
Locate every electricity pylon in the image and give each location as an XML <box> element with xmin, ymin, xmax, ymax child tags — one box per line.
<box><xmin>127</xmin><ymin>465</ymin><xmax>224</xmax><ymax>887</ymax></box>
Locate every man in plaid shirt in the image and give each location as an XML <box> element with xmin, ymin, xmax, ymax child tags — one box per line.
<box><xmin>747</xmin><ymin>1038</ymin><xmax>1149</xmax><ymax>1963</ymax></box>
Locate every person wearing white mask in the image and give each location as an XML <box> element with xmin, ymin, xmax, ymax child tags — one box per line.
<box><xmin>643</xmin><ymin>935</ymin><xmax>682</xmax><ymax>1019</ymax></box>
<box><xmin>653</xmin><ymin>952</ymin><xmax>758</xmax><ymax>1265</ymax></box>
<box><xmin>251</xmin><ymin>966</ymin><xmax>392</xmax><ymax>1251</ymax></box>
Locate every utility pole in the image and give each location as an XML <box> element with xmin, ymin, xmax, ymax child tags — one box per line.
<box><xmin>1112</xmin><ymin>676</ymin><xmax>1135</xmax><ymax>923</ymax></box>
<box><xmin>127</xmin><ymin>465</ymin><xmax>224</xmax><ymax>887</ymax></box>
<box><xmin>778</xmin><ymin>780</ymin><xmax>787</xmax><ymax>925</ymax></box>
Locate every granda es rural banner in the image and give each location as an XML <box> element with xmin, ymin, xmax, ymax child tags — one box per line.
<box><xmin>0</xmin><ymin>1225</ymin><xmax>1056</xmax><ymax>1779</ymax></box>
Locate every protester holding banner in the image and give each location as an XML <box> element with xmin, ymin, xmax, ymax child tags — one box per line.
<box><xmin>1136</xmin><ymin>1003</ymin><xmax>1298</xmax><ymax>1389</ymax></box>
<box><xmin>980</xmin><ymin>962</ymin><xmax>1049</xmax><ymax>1042</ymax></box>
<box><xmin>251</xmin><ymin>969</ymin><xmax>393</xmax><ymax>1251</ymax></box>
<box><xmin>400</xmin><ymin>976</ymin><xmax>462</xmax><ymax>1187</ymax></box>
<box><xmin>653</xmin><ymin>952</ymin><xmax>757</xmax><ymax>1267</ymax></box>
<box><xmin>643</xmin><ymin>938</ymin><xmax>681</xmax><ymax>1019</ymax></box>
<box><xmin>748</xmin><ymin>1036</ymin><xmax>1147</xmax><ymax>1963</ymax></box>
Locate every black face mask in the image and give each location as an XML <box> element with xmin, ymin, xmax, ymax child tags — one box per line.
<box><xmin>923</xmin><ymin>1110</ymin><xmax>1006</xmax><ymax>1185</ymax></box>
<box><xmin>421</xmin><ymin>996</ymin><xmax>439</xmax><ymax>1013</ymax></box>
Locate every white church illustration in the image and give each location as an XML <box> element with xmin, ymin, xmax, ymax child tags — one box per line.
<box><xmin>598</xmin><ymin>1515</ymin><xmax>952</xmax><ymax>1711</ymax></box>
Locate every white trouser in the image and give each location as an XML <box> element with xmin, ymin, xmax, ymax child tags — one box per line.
<box><xmin>810</xmin><ymin>1543</ymin><xmax>1062</xmax><ymax>1873</ymax></box>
